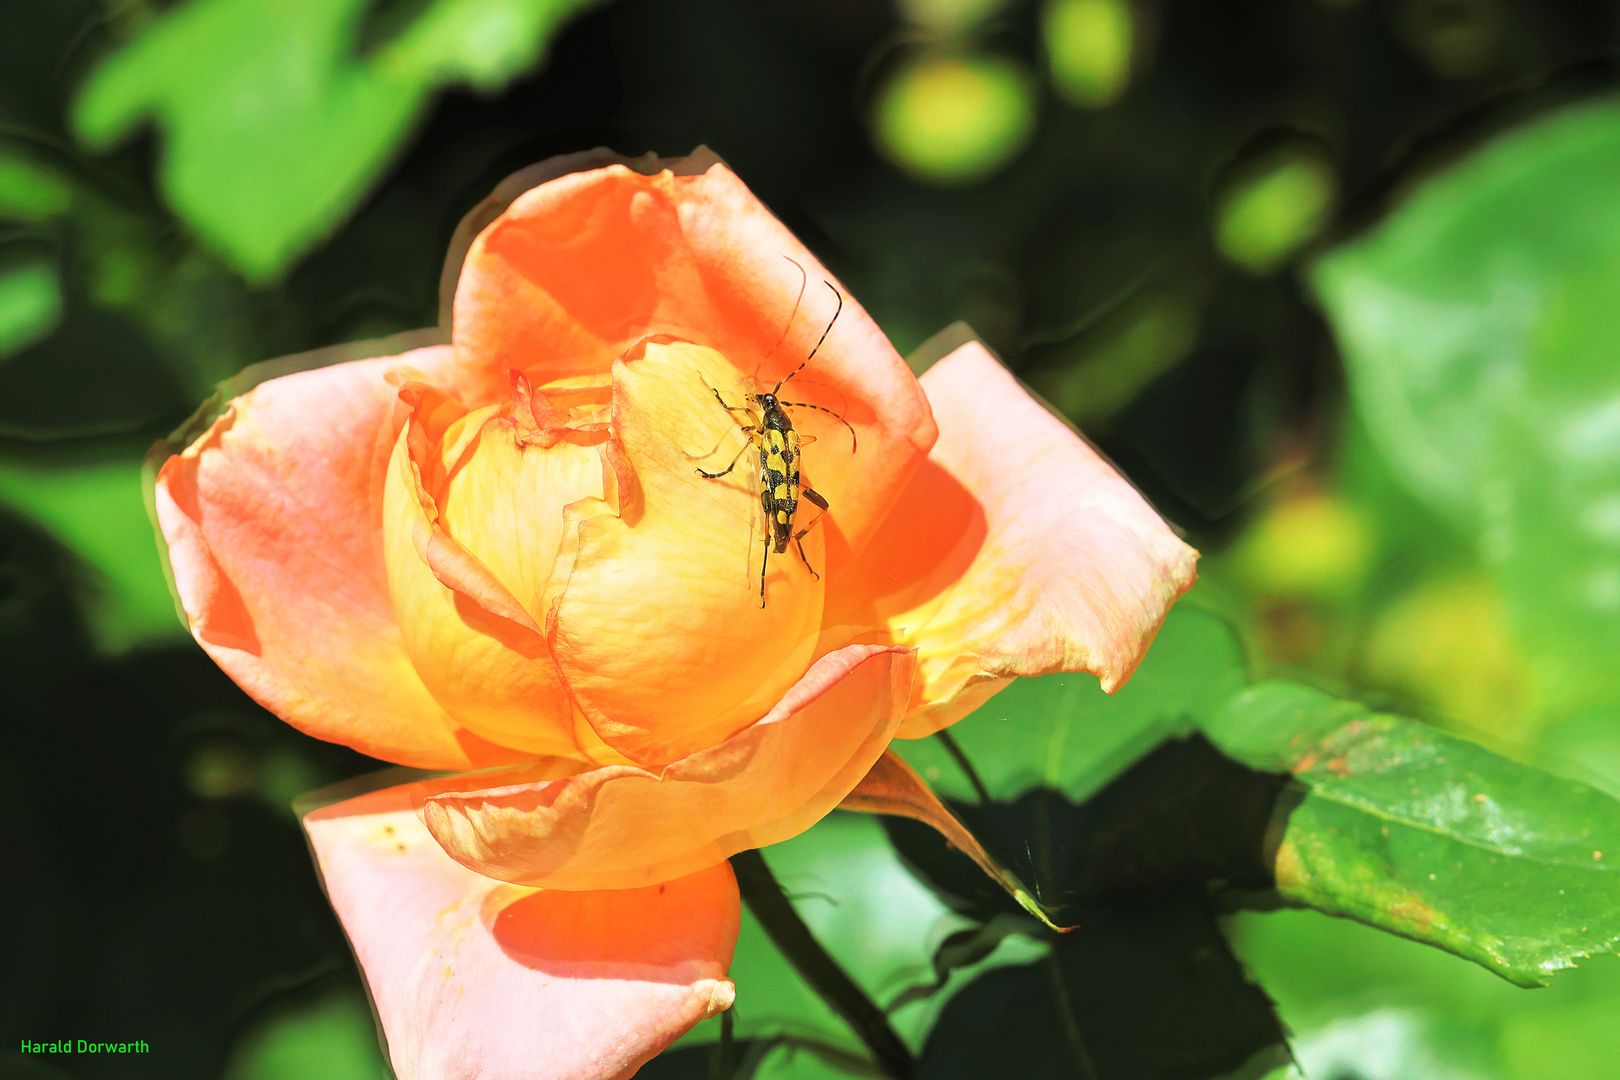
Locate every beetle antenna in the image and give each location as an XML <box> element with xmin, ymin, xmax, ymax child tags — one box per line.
<box><xmin>754</xmin><ymin>256</ymin><xmax>809</xmax><ymax>381</ymax></box>
<box><xmin>773</xmin><ymin>281</ymin><xmax>841</xmax><ymax>394</ymax></box>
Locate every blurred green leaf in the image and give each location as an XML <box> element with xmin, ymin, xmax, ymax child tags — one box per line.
<box><xmin>893</xmin><ymin>603</ymin><xmax>1249</xmax><ymax>805</ymax></box>
<box><xmin>0</xmin><ymin>260</ymin><xmax>62</xmax><ymax>358</ymax></box>
<box><xmin>224</xmin><ymin>986</ymin><xmax>391</xmax><ymax>1080</ymax></box>
<box><xmin>1498</xmin><ymin>991</ymin><xmax>1620</xmax><ymax>1080</ymax></box>
<box><xmin>1023</xmin><ymin>283</ymin><xmax>1203</xmax><ymax>427</ymax></box>
<box><xmin>1312</xmin><ymin>97</ymin><xmax>1620</xmax><ymax>715</ymax></box>
<box><xmin>0</xmin><ymin>459</ymin><xmax>187</xmax><ymax>652</ymax></box>
<box><xmin>897</xmin><ymin>0</ymin><xmax>1014</xmax><ymax>35</ymax></box>
<box><xmin>641</xmin><ymin>1035</ymin><xmax>881</xmax><ymax>1080</ymax></box>
<box><xmin>1043</xmin><ymin>0</ymin><xmax>1134</xmax><ymax>110</ymax></box>
<box><xmin>871</xmin><ymin>50</ymin><xmax>1036</xmax><ymax>187</ymax></box>
<box><xmin>1216</xmin><ymin>151</ymin><xmax>1335</xmax><ymax>275</ymax></box>
<box><xmin>1205</xmin><ymin>681</ymin><xmax>1620</xmax><ymax>987</ymax></box>
<box><xmin>1233</xmin><ymin>907</ymin><xmax>1620</xmax><ymax>1080</ymax></box>
<box><xmin>0</xmin><ymin>152</ymin><xmax>73</xmax><ymax>220</ymax></box>
<box><xmin>74</xmin><ymin>0</ymin><xmax>604</xmax><ymax>279</ymax></box>
<box><xmin>1224</xmin><ymin>490</ymin><xmax>1378</xmax><ymax>603</ymax></box>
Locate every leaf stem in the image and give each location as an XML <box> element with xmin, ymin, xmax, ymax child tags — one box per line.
<box><xmin>1045</xmin><ymin>952</ymin><xmax>1098</xmax><ymax>1080</ymax></box>
<box><xmin>730</xmin><ymin>849</ymin><xmax>916</xmax><ymax>1080</ymax></box>
<box><xmin>935</xmin><ymin>728</ymin><xmax>993</xmax><ymax>806</ymax></box>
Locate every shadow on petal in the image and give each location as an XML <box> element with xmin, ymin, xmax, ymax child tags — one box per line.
<box><xmin>826</xmin><ymin>457</ymin><xmax>988</xmax><ymax>628</ymax></box>
<box><xmin>483</xmin><ymin>876</ymin><xmax>737</xmax><ymax>982</ymax></box>
<box><xmin>304</xmin><ymin>787</ymin><xmax>739</xmax><ymax>1080</ymax></box>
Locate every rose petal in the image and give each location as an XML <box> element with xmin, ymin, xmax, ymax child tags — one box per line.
<box><xmin>381</xmin><ymin>378</ymin><xmax>586</xmax><ymax>758</ymax></box>
<box><xmin>437</xmin><ymin>148</ymin><xmax>679</xmax><ymax>329</ymax></box>
<box><xmin>154</xmin><ymin>347</ymin><xmax>524</xmax><ymax>769</ymax></box>
<box><xmin>548</xmin><ymin>341</ymin><xmax>825</xmax><ymax>765</ymax></box>
<box><xmin>304</xmin><ymin>788</ymin><xmax>737</xmax><ymax>1080</ymax></box>
<box><xmin>451</xmin><ymin>154</ymin><xmax>937</xmax><ymax>566</ymax></box>
<box><xmin>826</xmin><ymin>341</ymin><xmax>1198</xmax><ymax>737</ymax></box>
<box><xmin>420</xmin><ymin>643</ymin><xmax>917</xmax><ymax>890</ymax></box>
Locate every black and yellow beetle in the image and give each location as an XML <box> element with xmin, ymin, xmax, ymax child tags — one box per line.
<box><xmin>696</xmin><ymin>262</ymin><xmax>856</xmax><ymax>607</ymax></box>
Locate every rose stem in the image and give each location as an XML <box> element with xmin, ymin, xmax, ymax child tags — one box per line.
<box><xmin>729</xmin><ymin>848</ymin><xmax>916</xmax><ymax>1079</ymax></box>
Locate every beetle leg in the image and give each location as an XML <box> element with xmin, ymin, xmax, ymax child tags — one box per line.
<box><xmin>759</xmin><ymin>529</ymin><xmax>770</xmax><ymax>607</ymax></box>
<box><xmin>791</xmin><ymin>487</ymin><xmax>831</xmax><ymax>580</ymax></box>
<box><xmin>696</xmin><ymin>429</ymin><xmax>757</xmax><ymax>479</ymax></box>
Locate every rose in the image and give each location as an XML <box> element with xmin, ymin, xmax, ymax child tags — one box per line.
<box><xmin>152</xmin><ymin>149</ymin><xmax>1197</xmax><ymax>1079</ymax></box>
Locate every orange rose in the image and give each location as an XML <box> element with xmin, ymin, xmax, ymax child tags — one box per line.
<box><xmin>152</xmin><ymin>149</ymin><xmax>1196</xmax><ymax>1079</ymax></box>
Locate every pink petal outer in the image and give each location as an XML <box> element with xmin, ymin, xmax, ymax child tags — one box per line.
<box><xmin>826</xmin><ymin>342</ymin><xmax>1199</xmax><ymax>738</ymax></box>
<box><xmin>450</xmin><ymin>155</ymin><xmax>937</xmax><ymax>570</ymax></box>
<box><xmin>153</xmin><ymin>346</ymin><xmax>526</xmax><ymax>770</ymax></box>
<box><xmin>305</xmin><ymin>789</ymin><xmax>739</xmax><ymax>1080</ymax></box>
<box><xmin>421</xmin><ymin>643</ymin><xmax>918</xmax><ymax>890</ymax></box>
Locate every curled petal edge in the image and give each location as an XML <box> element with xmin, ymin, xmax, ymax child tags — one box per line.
<box><xmin>149</xmin><ymin>345</ymin><xmax>527</xmax><ymax>770</ymax></box>
<box><xmin>840</xmin><ymin>750</ymin><xmax>1069</xmax><ymax>931</ymax></box>
<box><xmin>420</xmin><ymin>643</ymin><xmax>919</xmax><ymax>891</ymax></box>
<box><xmin>828</xmin><ymin>338</ymin><xmax>1198</xmax><ymax>738</ymax></box>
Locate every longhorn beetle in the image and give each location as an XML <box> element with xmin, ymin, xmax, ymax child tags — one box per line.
<box><xmin>696</xmin><ymin>260</ymin><xmax>857</xmax><ymax>607</ymax></box>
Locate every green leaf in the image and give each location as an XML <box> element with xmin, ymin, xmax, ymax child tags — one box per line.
<box><xmin>0</xmin><ymin>459</ymin><xmax>188</xmax><ymax>653</ymax></box>
<box><xmin>1231</xmin><ymin>907</ymin><xmax>1620</xmax><ymax>1080</ymax></box>
<box><xmin>639</xmin><ymin>1035</ymin><xmax>882</xmax><ymax>1080</ymax></box>
<box><xmin>758</xmin><ymin>811</ymin><xmax>1043</xmax><ymax>1055</ymax></box>
<box><xmin>1043</xmin><ymin>0</ymin><xmax>1134</xmax><ymax>110</ymax></box>
<box><xmin>884</xmin><ymin>736</ymin><xmax>1289</xmax><ymax>922</ymax></box>
<box><xmin>871</xmin><ymin>50</ymin><xmax>1037</xmax><ymax>187</ymax></box>
<box><xmin>1311</xmin><ymin>96</ymin><xmax>1620</xmax><ymax>715</ymax></box>
<box><xmin>74</xmin><ymin>0</ymin><xmax>603</xmax><ymax>280</ymax></box>
<box><xmin>1215</xmin><ymin>150</ymin><xmax>1336</xmax><ymax>276</ymax></box>
<box><xmin>731</xmin><ymin>847</ymin><xmax>913</xmax><ymax>1078</ymax></box>
<box><xmin>0</xmin><ymin>151</ymin><xmax>73</xmax><ymax>221</ymax></box>
<box><xmin>892</xmin><ymin>603</ymin><xmax>1248</xmax><ymax>805</ymax></box>
<box><xmin>223</xmin><ymin>985</ymin><xmax>391</xmax><ymax>1080</ymax></box>
<box><xmin>0</xmin><ymin>260</ymin><xmax>63</xmax><ymax>358</ymax></box>
<box><xmin>684</xmin><ymin>905</ymin><xmax>862</xmax><ymax>1077</ymax></box>
<box><xmin>917</xmin><ymin>891</ymin><xmax>1288</xmax><ymax>1080</ymax></box>
<box><xmin>1205</xmin><ymin>681</ymin><xmax>1620</xmax><ymax>987</ymax></box>
<box><xmin>666</xmin><ymin>812</ymin><xmax>1045</xmax><ymax>1078</ymax></box>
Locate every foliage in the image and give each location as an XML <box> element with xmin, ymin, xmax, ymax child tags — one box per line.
<box><xmin>1314</xmin><ymin>97</ymin><xmax>1620</xmax><ymax>723</ymax></box>
<box><xmin>8</xmin><ymin>1</ymin><xmax>1620</xmax><ymax>1078</ymax></box>
<box><xmin>1206</xmin><ymin>682</ymin><xmax>1620</xmax><ymax>987</ymax></box>
<box><xmin>75</xmin><ymin>0</ymin><xmax>605</xmax><ymax>279</ymax></box>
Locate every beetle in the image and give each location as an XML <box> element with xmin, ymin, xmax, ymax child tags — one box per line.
<box><xmin>696</xmin><ymin>262</ymin><xmax>856</xmax><ymax>607</ymax></box>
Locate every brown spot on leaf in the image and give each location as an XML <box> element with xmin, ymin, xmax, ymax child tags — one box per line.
<box><xmin>1389</xmin><ymin>896</ymin><xmax>1437</xmax><ymax>933</ymax></box>
<box><xmin>1273</xmin><ymin>839</ymin><xmax>1306</xmax><ymax>890</ymax></box>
